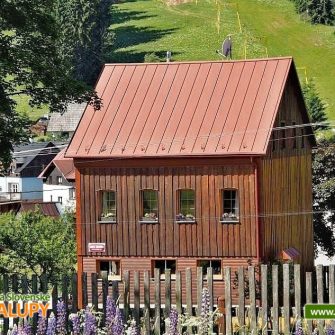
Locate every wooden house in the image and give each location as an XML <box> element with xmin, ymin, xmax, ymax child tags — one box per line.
<box><xmin>66</xmin><ymin>57</ymin><xmax>315</xmax><ymax>304</ymax></box>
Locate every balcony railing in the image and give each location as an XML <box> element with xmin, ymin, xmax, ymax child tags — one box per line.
<box><xmin>0</xmin><ymin>192</ymin><xmax>21</xmax><ymax>202</ymax></box>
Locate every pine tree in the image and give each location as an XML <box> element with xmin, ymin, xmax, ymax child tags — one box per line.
<box><xmin>307</xmin><ymin>0</ymin><xmax>334</xmax><ymax>25</ymax></box>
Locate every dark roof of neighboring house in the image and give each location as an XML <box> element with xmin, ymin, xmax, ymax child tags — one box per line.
<box><xmin>39</xmin><ymin>148</ymin><xmax>75</xmax><ymax>181</ymax></box>
<box><xmin>18</xmin><ymin>201</ymin><xmax>60</xmax><ymax>217</ymax></box>
<box><xmin>66</xmin><ymin>57</ymin><xmax>312</xmax><ymax>159</ymax></box>
<box><xmin>13</xmin><ymin>142</ymin><xmax>59</xmax><ymax>174</ymax></box>
<box><xmin>47</xmin><ymin>103</ymin><xmax>87</xmax><ymax>133</ymax></box>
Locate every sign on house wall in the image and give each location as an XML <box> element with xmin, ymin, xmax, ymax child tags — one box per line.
<box><xmin>88</xmin><ymin>243</ymin><xmax>106</xmax><ymax>253</ymax></box>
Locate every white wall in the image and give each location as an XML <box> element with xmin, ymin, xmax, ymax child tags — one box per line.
<box><xmin>0</xmin><ymin>176</ymin><xmax>22</xmax><ymax>201</ymax></box>
<box><xmin>43</xmin><ymin>184</ymin><xmax>75</xmax><ymax>213</ymax></box>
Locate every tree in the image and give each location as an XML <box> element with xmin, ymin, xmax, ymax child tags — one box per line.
<box><xmin>307</xmin><ymin>0</ymin><xmax>334</xmax><ymax>25</ymax></box>
<box><xmin>312</xmin><ymin>139</ymin><xmax>335</xmax><ymax>257</ymax></box>
<box><xmin>302</xmin><ymin>80</ymin><xmax>329</xmax><ymax>131</ymax></box>
<box><xmin>0</xmin><ymin>0</ymin><xmax>101</xmax><ymax>171</ymax></box>
<box><xmin>0</xmin><ymin>210</ymin><xmax>76</xmax><ymax>283</ymax></box>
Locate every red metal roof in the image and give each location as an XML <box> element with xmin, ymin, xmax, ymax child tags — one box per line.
<box><xmin>19</xmin><ymin>201</ymin><xmax>60</xmax><ymax>217</ymax></box>
<box><xmin>39</xmin><ymin>149</ymin><xmax>75</xmax><ymax>181</ymax></box>
<box><xmin>66</xmin><ymin>58</ymin><xmax>293</xmax><ymax>159</ymax></box>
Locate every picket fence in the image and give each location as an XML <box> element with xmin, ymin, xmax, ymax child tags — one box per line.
<box><xmin>1</xmin><ymin>264</ymin><xmax>334</xmax><ymax>335</ymax></box>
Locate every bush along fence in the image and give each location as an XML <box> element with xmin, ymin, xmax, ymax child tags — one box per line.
<box><xmin>1</xmin><ymin>264</ymin><xmax>335</xmax><ymax>335</ymax></box>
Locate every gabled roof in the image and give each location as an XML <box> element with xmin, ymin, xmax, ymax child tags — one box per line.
<box><xmin>66</xmin><ymin>57</ymin><xmax>305</xmax><ymax>159</ymax></box>
<box><xmin>13</xmin><ymin>142</ymin><xmax>58</xmax><ymax>173</ymax></box>
<box><xmin>18</xmin><ymin>201</ymin><xmax>60</xmax><ymax>217</ymax></box>
<box><xmin>39</xmin><ymin>148</ymin><xmax>75</xmax><ymax>181</ymax></box>
<box><xmin>47</xmin><ymin>103</ymin><xmax>86</xmax><ymax>133</ymax></box>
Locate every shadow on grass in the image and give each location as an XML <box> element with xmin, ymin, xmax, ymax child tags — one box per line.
<box><xmin>110</xmin><ymin>50</ymin><xmax>181</xmax><ymax>63</ymax></box>
<box><xmin>111</xmin><ymin>8</ymin><xmax>156</xmax><ymax>25</ymax></box>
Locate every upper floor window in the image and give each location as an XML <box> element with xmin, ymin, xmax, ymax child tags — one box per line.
<box><xmin>140</xmin><ymin>189</ymin><xmax>158</xmax><ymax>222</ymax></box>
<box><xmin>69</xmin><ymin>188</ymin><xmax>76</xmax><ymax>200</ymax></box>
<box><xmin>99</xmin><ymin>191</ymin><xmax>117</xmax><ymax>222</ymax></box>
<box><xmin>221</xmin><ymin>189</ymin><xmax>239</xmax><ymax>222</ymax></box>
<box><xmin>57</xmin><ymin>176</ymin><xmax>63</xmax><ymax>185</ymax></box>
<box><xmin>8</xmin><ymin>183</ymin><xmax>19</xmax><ymax>193</ymax></box>
<box><xmin>58</xmin><ymin>196</ymin><xmax>63</xmax><ymax>204</ymax></box>
<box><xmin>152</xmin><ymin>259</ymin><xmax>176</xmax><ymax>279</ymax></box>
<box><xmin>98</xmin><ymin>260</ymin><xmax>121</xmax><ymax>280</ymax></box>
<box><xmin>176</xmin><ymin>189</ymin><xmax>195</xmax><ymax>222</ymax></box>
<box><xmin>197</xmin><ymin>259</ymin><xmax>222</xmax><ymax>279</ymax></box>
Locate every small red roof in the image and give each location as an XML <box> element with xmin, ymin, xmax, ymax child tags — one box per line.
<box><xmin>66</xmin><ymin>58</ymin><xmax>294</xmax><ymax>158</ymax></box>
<box><xmin>19</xmin><ymin>201</ymin><xmax>60</xmax><ymax>217</ymax></box>
<box><xmin>39</xmin><ymin>149</ymin><xmax>75</xmax><ymax>181</ymax></box>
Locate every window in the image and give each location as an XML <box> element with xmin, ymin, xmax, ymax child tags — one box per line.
<box><xmin>98</xmin><ymin>260</ymin><xmax>121</xmax><ymax>280</ymax></box>
<box><xmin>280</xmin><ymin>121</ymin><xmax>286</xmax><ymax>149</ymax></box>
<box><xmin>50</xmin><ymin>195</ymin><xmax>53</xmax><ymax>202</ymax></box>
<box><xmin>99</xmin><ymin>191</ymin><xmax>117</xmax><ymax>222</ymax></box>
<box><xmin>48</xmin><ymin>176</ymin><xmax>53</xmax><ymax>184</ymax></box>
<box><xmin>57</xmin><ymin>176</ymin><xmax>63</xmax><ymax>185</ymax></box>
<box><xmin>69</xmin><ymin>188</ymin><xmax>76</xmax><ymax>200</ymax></box>
<box><xmin>152</xmin><ymin>259</ymin><xmax>176</xmax><ymax>279</ymax></box>
<box><xmin>221</xmin><ymin>189</ymin><xmax>239</xmax><ymax>222</ymax></box>
<box><xmin>9</xmin><ymin>183</ymin><xmax>19</xmax><ymax>193</ymax></box>
<box><xmin>58</xmin><ymin>196</ymin><xmax>63</xmax><ymax>204</ymax></box>
<box><xmin>176</xmin><ymin>189</ymin><xmax>195</xmax><ymax>222</ymax></box>
<box><xmin>140</xmin><ymin>190</ymin><xmax>158</xmax><ymax>222</ymax></box>
<box><xmin>197</xmin><ymin>260</ymin><xmax>222</xmax><ymax>279</ymax></box>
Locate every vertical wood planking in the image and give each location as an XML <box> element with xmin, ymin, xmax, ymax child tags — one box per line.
<box><xmin>294</xmin><ymin>264</ymin><xmax>301</xmax><ymax>319</ymax></box>
<box><xmin>134</xmin><ymin>271</ymin><xmax>140</xmax><ymax>326</ymax></box>
<box><xmin>272</xmin><ymin>265</ymin><xmax>279</xmax><ymax>335</ymax></box>
<box><xmin>329</xmin><ymin>265</ymin><xmax>335</xmax><ymax>329</ymax></box>
<box><xmin>224</xmin><ymin>267</ymin><xmax>232</xmax><ymax>335</ymax></box>
<box><xmin>316</xmin><ymin>265</ymin><xmax>325</xmax><ymax>333</ymax></box>
<box><xmin>144</xmin><ymin>271</ymin><xmax>150</xmax><ymax>335</ymax></box>
<box><xmin>165</xmin><ymin>269</ymin><xmax>171</xmax><ymax>317</ymax></box>
<box><xmin>248</xmin><ymin>266</ymin><xmax>257</xmax><ymax>332</ymax></box>
<box><xmin>306</xmin><ymin>272</ymin><xmax>313</xmax><ymax>333</ymax></box>
<box><xmin>261</xmin><ymin>265</ymin><xmax>268</xmax><ymax>332</ymax></box>
<box><xmin>124</xmin><ymin>271</ymin><xmax>130</xmax><ymax>323</ymax></box>
<box><xmin>238</xmin><ymin>267</ymin><xmax>245</xmax><ymax>330</ymax></box>
<box><xmin>154</xmin><ymin>268</ymin><xmax>161</xmax><ymax>335</ymax></box>
<box><xmin>175</xmin><ymin>271</ymin><xmax>182</xmax><ymax>314</ymax></box>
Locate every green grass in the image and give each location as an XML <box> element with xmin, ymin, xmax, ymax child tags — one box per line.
<box><xmin>109</xmin><ymin>0</ymin><xmax>335</xmax><ymax>119</ymax></box>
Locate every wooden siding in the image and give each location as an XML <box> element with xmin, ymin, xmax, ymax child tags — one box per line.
<box><xmin>259</xmin><ymin>68</ymin><xmax>314</xmax><ymax>270</ymax></box>
<box><xmin>78</xmin><ymin>161</ymin><xmax>257</xmax><ymax>259</ymax></box>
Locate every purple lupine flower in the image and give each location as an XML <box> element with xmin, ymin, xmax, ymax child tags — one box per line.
<box><xmin>326</xmin><ymin>326</ymin><xmax>335</xmax><ymax>335</ymax></box>
<box><xmin>168</xmin><ymin>308</ymin><xmax>179</xmax><ymax>335</ymax></box>
<box><xmin>295</xmin><ymin>320</ymin><xmax>304</xmax><ymax>335</ymax></box>
<box><xmin>106</xmin><ymin>296</ymin><xmax>117</xmax><ymax>334</ymax></box>
<box><xmin>112</xmin><ymin>307</ymin><xmax>124</xmax><ymax>335</ymax></box>
<box><xmin>11</xmin><ymin>325</ymin><xmax>18</xmax><ymax>335</ymax></box>
<box><xmin>37</xmin><ymin>310</ymin><xmax>47</xmax><ymax>335</ymax></box>
<box><xmin>199</xmin><ymin>287</ymin><xmax>210</xmax><ymax>335</ymax></box>
<box><xmin>128</xmin><ymin>318</ymin><xmax>139</xmax><ymax>335</ymax></box>
<box><xmin>47</xmin><ymin>313</ymin><xmax>57</xmax><ymax>335</ymax></box>
<box><xmin>56</xmin><ymin>301</ymin><xmax>66</xmax><ymax>335</ymax></box>
<box><xmin>23</xmin><ymin>321</ymin><xmax>32</xmax><ymax>335</ymax></box>
<box><xmin>71</xmin><ymin>314</ymin><xmax>81</xmax><ymax>335</ymax></box>
<box><xmin>84</xmin><ymin>307</ymin><xmax>97</xmax><ymax>335</ymax></box>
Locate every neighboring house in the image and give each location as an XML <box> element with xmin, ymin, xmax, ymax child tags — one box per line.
<box><xmin>0</xmin><ymin>142</ymin><xmax>59</xmax><ymax>202</ymax></box>
<box><xmin>39</xmin><ymin>148</ymin><xmax>75</xmax><ymax>213</ymax></box>
<box><xmin>17</xmin><ymin>201</ymin><xmax>60</xmax><ymax>217</ymax></box>
<box><xmin>47</xmin><ymin>103</ymin><xmax>86</xmax><ymax>139</ymax></box>
<box><xmin>66</xmin><ymin>58</ymin><xmax>315</xmax><ymax>303</ymax></box>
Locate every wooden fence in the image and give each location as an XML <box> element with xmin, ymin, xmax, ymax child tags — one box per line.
<box><xmin>1</xmin><ymin>264</ymin><xmax>334</xmax><ymax>335</ymax></box>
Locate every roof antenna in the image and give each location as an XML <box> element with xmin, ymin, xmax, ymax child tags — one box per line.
<box><xmin>166</xmin><ymin>51</ymin><xmax>172</xmax><ymax>62</ymax></box>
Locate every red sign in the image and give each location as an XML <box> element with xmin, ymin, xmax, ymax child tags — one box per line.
<box><xmin>88</xmin><ymin>243</ymin><xmax>106</xmax><ymax>252</ymax></box>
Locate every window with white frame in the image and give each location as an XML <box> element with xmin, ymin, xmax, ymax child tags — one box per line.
<box><xmin>57</xmin><ymin>176</ymin><xmax>63</xmax><ymax>185</ymax></box>
<box><xmin>8</xmin><ymin>183</ymin><xmax>19</xmax><ymax>193</ymax></box>
<box><xmin>176</xmin><ymin>189</ymin><xmax>195</xmax><ymax>222</ymax></box>
<box><xmin>221</xmin><ymin>189</ymin><xmax>239</xmax><ymax>222</ymax></box>
<box><xmin>98</xmin><ymin>260</ymin><xmax>121</xmax><ymax>280</ymax></box>
<box><xmin>197</xmin><ymin>259</ymin><xmax>222</xmax><ymax>279</ymax></box>
<box><xmin>140</xmin><ymin>189</ymin><xmax>158</xmax><ymax>222</ymax></box>
<box><xmin>69</xmin><ymin>188</ymin><xmax>76</xmax><ymax>200</ymax></box>
<box><xmin>99</xmin><ymin>191</ymin><xmax>117</xmax><ymax>222</ymax></box>
<box><xmin>152</xmin><ymin>259</ymin><xmax>176</xmax><ymax>279</ymax></box>
<box><xmin>58</xmin><ymin>196</ymin><xmax>63</xmax><ymax>204</ymax></box>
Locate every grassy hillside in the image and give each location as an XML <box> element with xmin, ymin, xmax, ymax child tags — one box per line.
<box><xmin>110</xmin><ymin>0</ymin><xmax>335</xmax><ymax>119</ymax></box>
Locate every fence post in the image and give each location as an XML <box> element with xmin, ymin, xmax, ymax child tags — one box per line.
<box><xmin>154</xmin><ymin>268</ymin><xmax>161</xmax><ymax>335</ymax></box>
<box><xmin>261</xmin><ymin>265</ymin><xmax>268</xmax><ymax>332</ymax></box>
<box><xmin>112</xmin><ymin>281</ymin><xmax>119</xmax><ymax>302</ymax></box>
<box><xmin>175</xmin><ymin>271</ymin><xmax>182</xmax><ymax>314</ymax></box>
<box><xmin>72</xmin><ymin>273</ymin><xmax>78</xmax><ymax>313</ymax></box>
<box><xmin>197</xmin><ymin>267</ymin><xmax>203</xmax><ymax>317</ymax></box>
<box><xmin>3</xmin><ymin>274</ymin><xmax>9</xmax><ymax>335</ymax></box>
<box><xmin>165</xmin><ymin>269</ymin><xmax>171</xmax><ymax>318</ymax></box>
<box><xmin>238</xmin><ymin>267</ymin><xmax>245</xmax><ymax>332</ymax></box>
<box><xmin>52</xmin><ymin>281</ymin><xmax>58</xmax><ymax>315</ymax></box>
<box><xmin>207</xmin><ymin>267</ymin><xmax>214</xmax><ymax>334</ymax></box>
<box><xmin>317</xmin><ymin>265</ymin><xmax>325</xmax><ymax>334</ymax></box>
<box><xmin>224</xmin><ymin>267</ymin><xmax>232</xmax><ymax>335</ymax></box>
<box><xmin>91</xmin><ymin>273</ymin><xmax>98</xmax><ymax>311</ymax></box>
<box><xmin>248</xmin><ymin>266</ymin><xmax>257</xmax><ymax>333</ymax></box>
<box><xmin>272</xmin><ymin>265</ymin><xmax>279</xmax><ymax>335</ymax></box>
<box><xmin>294</xmin><ymin>264</ymin><xmax>301</xmax><ymax>320</ymax></box>
<box><xmin>186</xmin><ymin>268</ymin><xmax>192</xmax><ymax>334</ymax></box>
<box><xmin>306</xmin><ymin>272</ymin><xmax>313</xmax><ymax>333</ymax></box>
<box><xmin>329</xmin><ymin>265</ymin><xmax>335</xmax><ymax>329</ymax></box>
<box><xmin>134</xmin><ymin>271</ymin><xmax>140</xmax><ymax>326</ymax></box>
<box><xmin>102</xmin><ymin>277</ymin><xmax>109</xmax><ymax>326</ymax></box>
<box><xmin>283</xmin><ymin>264</ymin><xmax>290</xmax><ymax>335</ymax></box>
<box><xmin>144</xmin><ymin>271</ymin><xmax>150</xmax><ymax>335</ymax></box>
<box><xmin>82</xmin><ymin>272</ymin><xmax>88</xmax><ymax>308</ymax></box>
<box><xmin>123</xmin><ymin>271</ymin><xmax>130</xmax><ymax>323</ymax></box>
